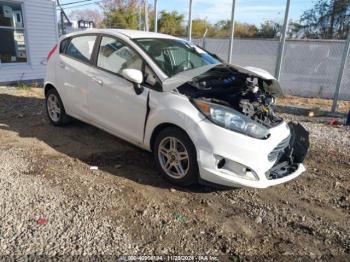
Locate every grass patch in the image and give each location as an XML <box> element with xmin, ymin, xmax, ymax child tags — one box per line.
<box><xmin>16</xmin><ymin>80</ymin><xmax>42</xmax><ymax>90</ymax></box>
<box><xmin>16</xmin><ymin>82</ymin><xmax>32</xmax><ymax>90</ymax></box>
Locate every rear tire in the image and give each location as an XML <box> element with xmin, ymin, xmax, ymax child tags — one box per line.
<box><xmin>45</xmin><ymin>88</ymin><xmax>72</xmax><ymax>126</ymax></box>
<box><xmin>153</xmin><ymin>127</ymin><xmax>199</xmax><ymax>186</ymax></box>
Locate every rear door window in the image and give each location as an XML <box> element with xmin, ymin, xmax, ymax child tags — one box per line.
<box><xmin>65</xmin><ymin>35</ymin><xmax>97</xmax><ymax>63</ymax></box>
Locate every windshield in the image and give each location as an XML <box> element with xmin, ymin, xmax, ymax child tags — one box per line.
<box><xmin>134</xmin><ymin>38</ymin><xmax>221</xmax><ymax>77</ymax></box>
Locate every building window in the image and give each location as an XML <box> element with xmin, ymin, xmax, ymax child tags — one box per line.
<box><xmin>0</xmin><ymin>1</ymin><xmax>27</xmax><ymax>63</ymax></box>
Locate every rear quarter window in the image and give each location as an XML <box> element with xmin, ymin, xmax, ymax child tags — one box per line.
<box><xmin>60</xmin><ymin>38</ymin><xmax>70</xmax><ymax>54</ymax></box>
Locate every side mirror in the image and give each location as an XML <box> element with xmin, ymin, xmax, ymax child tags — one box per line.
<box><xmin>122</xmin><ymin>69</ymin><xmax>143</xmax><ymax>84</ymax></box>
<box><xmin>122</xmin><ymin>69</ymin><xmax>144</xmax><ymax>95</ymax></box>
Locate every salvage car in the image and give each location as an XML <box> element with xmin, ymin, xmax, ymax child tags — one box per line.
<box><xmin>44</xmin><ymin>29</ymin><xmax>309</xmax><ymax>188</ymax></box>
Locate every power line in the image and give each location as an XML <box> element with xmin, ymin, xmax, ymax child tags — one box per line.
<box><xmin>57</xmin><ymin>0</ymin><xmax>103</xmax><ymax>10</ymax></box>
<box><xmin>60</xmin><ymin>0</ymin><xmax>92</xmax><ymax>7</ymax></box>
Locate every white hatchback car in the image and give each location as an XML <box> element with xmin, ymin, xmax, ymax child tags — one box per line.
<box><xmin>44</xmin><ymin>29</ymin><xmax>309</xmax><ymax>188</ymax></box>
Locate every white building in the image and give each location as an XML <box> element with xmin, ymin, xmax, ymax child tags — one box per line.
<box><xmin>59</xmin><ymin>19</ymin><xmax>95</xmax><ymax>34</ymax></box>
<box><xmin>0</xmin><ymin>0</ymin><xmax>57</xmax><ymax>84</ymax></box>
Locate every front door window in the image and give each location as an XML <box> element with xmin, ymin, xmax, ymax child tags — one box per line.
<box><xmin>97</xmin><ymin>36</ymin><xmax>143</xmax><ymax>75</ymax></box>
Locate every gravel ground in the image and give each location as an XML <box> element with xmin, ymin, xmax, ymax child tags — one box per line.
<box><xmin>0</xmin><ymin>87</ymin><xmax>349</xmax><ymax>260</ymax></box>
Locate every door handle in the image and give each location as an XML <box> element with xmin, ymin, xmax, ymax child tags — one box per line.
<box><xmin>59</xmin><ymin>62</ymin><xmax>65</xmax><ymax>69</ymax></box>
<box><xmin>91</xmin><ymin>76</ymin><xmax>103</xmax><ymax>86</ymax></box>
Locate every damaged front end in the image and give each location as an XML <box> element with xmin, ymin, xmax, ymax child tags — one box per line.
<box><xmin>173</xmin><ymin>64</ymin><xmax>284</xmax><ymax>130</ymax></box>
<box><xmin>164</xmin><ymin>63</ymin><xmax>310</xmax><ymax>182</ymax></box>
<box><xmin>266</xmin><ymin>122</ymin><xmax>309</xmax><ymax>180</ymax></box>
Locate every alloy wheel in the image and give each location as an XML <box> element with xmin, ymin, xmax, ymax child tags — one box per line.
<box><xmin>158</xmin><ymin>136</ymin><xmax>190</xmax><ymax>179</ymax></box>
<box><xmin>47</xmin><ymin>93</ymin><xmax>61</xmax><ymax>122</ymax></box>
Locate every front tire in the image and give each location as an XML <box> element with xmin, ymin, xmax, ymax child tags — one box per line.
<box><xmin>153</xmin><ymin>127</ymin><xmax>199</xmax><ymax>186</ymax></box>
<box><xmin>45</xmin><ymin>88</ymin><xmax>71</xmax><ymax>126</ymax></box>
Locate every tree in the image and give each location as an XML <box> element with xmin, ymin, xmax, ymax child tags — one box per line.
<box><xmin>102</xmin><ymin>7</ymin><xmax>139</xmax><ymax>28</ymax></box>
<box><xmin>257</xmin><ymin>21</ymin><xmax>281</xmax><ymax>38</ymax></box>
<box><xmin>192</xmin><ymin>19</ymin><xmax>211</xmax><ymax>38</ymax></box>
<box><xmin>99</xmin><ymin>0</ymin><xmax>139</xmax><ymax>13</ymax></box>
<box><xmin>212</xmin><ymin>20</ymin><xmax>258</xmax><ymax>38</ymax></box>
<box><xmin>300</xmin><ymin>0</ymin><xmax>350</xmax><ymax>39</ymax></box>
<box><xmin>212</xmin><ymin>20</ymin><xmax>231</xmax><ymax>37</ymax></box>
<box><xmin>69</xmin><ymin>9</ymin><xmax>103</xmax><ymax>28</ymax></box>
<box><xmin>100</xmin><ymin>0</ymin><xmax>139</xmax><ymax>29</ymax></box>
<box><xmin>288</xmin><ymin>20</ymin><xmax>304</xmax><ymax>38</ymax></box>
<box><xmin>235</xmin><ymin>23</ymin><xmax>258</xmax><ymax>38</ymax></box>
<box><xmin>158</xmin><ymin>11</ymin><xmax>184</xmax><ymax>36</ymax></box>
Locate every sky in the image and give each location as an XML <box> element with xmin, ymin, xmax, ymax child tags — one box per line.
<box><xmin>60</xmin><ymin>0</ymin><xmax>315</xmax><ymax>25</ymax></box>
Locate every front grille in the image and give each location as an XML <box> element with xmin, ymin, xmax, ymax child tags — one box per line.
<box><xmin>268</xmin><ymin>135</ymin><xmax>291</xmax><ymax>162</ymax></box>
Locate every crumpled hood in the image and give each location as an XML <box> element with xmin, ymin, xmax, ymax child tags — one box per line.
<box><xmin>162</xmin><ymin>63</ymin><xmax>283</xmax><ymax>96</ymax></box>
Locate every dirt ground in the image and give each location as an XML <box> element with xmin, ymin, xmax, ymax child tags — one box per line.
<box><xmin>277</xmin><ymin>95</ymin><xmax>350</xmax><ymax>113</ymax></box>
<box><xmin>0</xmin><ymin>87</ymin><xmax>349</xmax><ymax>260</ymax></box>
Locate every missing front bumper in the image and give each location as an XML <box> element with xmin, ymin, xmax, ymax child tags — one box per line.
<box><xmin>266</xmin><ymin>122</ymin><xmax>309</xmax><ymax>180</ymax></box>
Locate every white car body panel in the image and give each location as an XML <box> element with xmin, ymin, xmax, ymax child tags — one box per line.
<box><xmin>57</xmin><ymin>55</ymin><xmax>91</xmax><ymax>118</ymax></box>
<box><xmin>86</xmin><ymin>66</ymin><xmax>149</xmax><ymax>144</ymax></box>
<box><xmin>162</xmin><ymin>64</ymin><xmax>218</xmax><ymax>92</ymax></box>
<box><xmin>45</xmin><ymin>29</ymin><xmax>306</xmax><ymax>189</ymax></box>
<box><xmin>163</xmin><ymin>63</ymin><xmax>283</xmax><ymax>96</ymax></box>
<box><xmin>144</xmin><ymin>91</ymin><xmax>206</xmax><ymax>150</ymax></box>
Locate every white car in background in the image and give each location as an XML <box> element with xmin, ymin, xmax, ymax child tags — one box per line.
<box><xmin>44</xmin><ymin>29</ymin><xmax>309</xmax><ymax>188</ymax></box>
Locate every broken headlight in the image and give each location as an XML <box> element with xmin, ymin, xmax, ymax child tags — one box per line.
<box><xmin>193</xmin><ymin>99</ymin><xmax>270</xmax><ymax>139</ymax></box>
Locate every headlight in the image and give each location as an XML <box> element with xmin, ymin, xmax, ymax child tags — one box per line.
<box><xmin>193</xmin><ymin>99</ymin><xmax>269</xmax><ymax>139</ymax></box>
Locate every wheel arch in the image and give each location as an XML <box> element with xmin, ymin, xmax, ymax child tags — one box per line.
<box><xmin>44</xmin><ymin>82</ymin><xmax>69</xmax><ymax>114</ymax></box>
<box><xmin>44</xmin><ymin>82</ymin><xmax>57</xmax><ymax>97</ymax></box>
<box><xmin>149</xmin><ymin>123</ymin><xmax>192</xmax><ymax>152</ymax></box>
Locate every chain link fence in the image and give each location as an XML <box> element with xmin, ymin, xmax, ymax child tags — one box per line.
<box><xmin>192</xmin><ymin>37</ymin><xmax>350</xmax><ymax>101</ymax></box>
<box><xmin>341</xmin><ymin>51</ymin><xmax>350</xmax><ymax>100</ymax></box>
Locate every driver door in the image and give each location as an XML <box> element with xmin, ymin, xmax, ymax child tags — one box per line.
<box><xmin>86</xmin><ymin>36</ymin><xmax>149</xmax><ymax>144</ymax></box>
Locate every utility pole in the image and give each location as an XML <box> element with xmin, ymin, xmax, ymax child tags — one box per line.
<box><xmin>56</xmin><ymin>0</ymin><xmax>71</xmax><ymax>35</ymax></box>
<box><xmin>275</xmin><ymin>0</ymin><xmax>291</xmax><ymax>80</ymax></box>
<box><xmin>227</xmin><ymin>0</ymin><xmax>236</xmax><ymax>63</ymax></box>
<box><xmin>57</xmin><ymin>0</ymin><xmax>64</xmax><ymax>35</ymax></box>
<box><xmin>154</xmin><ymin>0</ymin><xmax>158</xmax><ymax>32</ymax></box>
<box><xmin>60</xmin><ymin>11</ymin><xmax>65</xmax><ymax>35</ymax></box>
<box><xmin>144</xmin><ymin>0</ymin><xmax>149</xmax><ymax>31</ymax></box>
<box><xmin>188</xmin><ymin>0</ymin><xmax>193</xmax><ymax>41</ymax></box>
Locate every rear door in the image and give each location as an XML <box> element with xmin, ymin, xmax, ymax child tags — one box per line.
<box><xmin>56</xmin><ymin>34</ymin><xmax>97</xmax><ymax>119</ymax></box>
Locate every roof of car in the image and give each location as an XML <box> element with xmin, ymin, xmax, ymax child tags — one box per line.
<box><xmin>66</xmin><ymin>29</ymin><xmax>180</xmax><ymax>40</ymax></box>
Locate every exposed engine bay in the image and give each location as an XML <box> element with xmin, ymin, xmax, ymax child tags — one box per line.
<box><xmin>177</xmin><ymin>64</ymin><xmax>283</xmax><ymax>127</ymax></box>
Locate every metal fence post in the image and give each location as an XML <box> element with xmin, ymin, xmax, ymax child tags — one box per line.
<box><xmin>144</xmin><ymin>0</ymin><xmax>149</xmax><ymax>31</ymax></box>
<box><xmin>188</xmin><ymin>0</ymin><xmax>193</xmax><ymax>41</ymax></box>
<box><xmin>331</xmin><ymin>30</ymin><xmax>350</xmax><ymax>113</ymax></box>
<box><xmin>227</xmin><ymin>0</ymin><xmax>236</xmax><ymax>63</ymax></box>
<box><xmin>154</xmin><ymin>0</ymin><xmax>158</xmax><ymax>32</ymax></box>
<box><xmin>202</xmin><ymin>28</ymin><xmax>208</xmax><ymax>49</ymax></box>
<box><xmin>275</xmin><ymin>0</ymin><xmax>290</xmax><ymax>80</ymax></box>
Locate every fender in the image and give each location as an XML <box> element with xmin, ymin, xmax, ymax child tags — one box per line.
<box><xmin>43</xmin><ymin>81</ymin><xmax>70</xmax><ymax>114</ymax></box>
<box><xmin>143</xmin><ymin>91</ymin><xmax>208</xmax><ymax>151</ymax></box>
